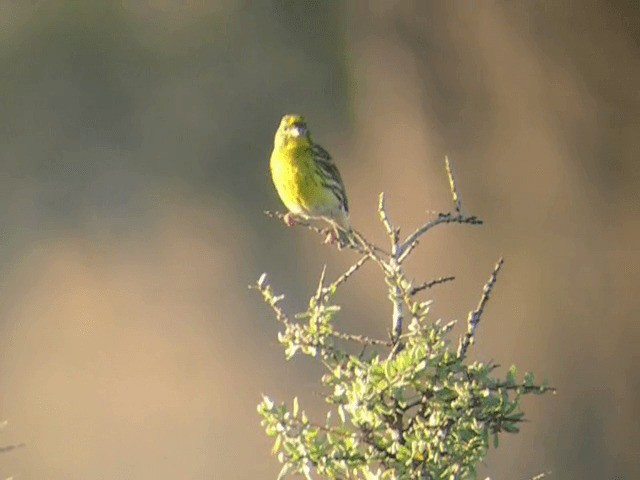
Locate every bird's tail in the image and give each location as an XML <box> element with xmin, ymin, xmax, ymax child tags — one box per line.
<box><xmin>336</xmin><ymin>225</ymin><xmax>387</xmax><ymax>256</ymax></box>
<box><xmin>327</xmin><ymin>215</ymin><xmax>386</xmax><ymax>256</ymax></box>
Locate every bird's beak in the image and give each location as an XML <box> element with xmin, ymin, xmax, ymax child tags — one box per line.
<box><xmin>289</xmin><ymin>125</ymin><xmax>306</xmax><ymax>138</ymax></box>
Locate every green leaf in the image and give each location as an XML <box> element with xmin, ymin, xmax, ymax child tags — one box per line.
<box><xmin>338</xmin><ymin>405</ymin><xmax>346</xmax><ymax>423</ymax></box>
<box><xmin>292</xmin><ymin>397</ymin><xmax>299</xmax><ymax>418</ymax></box>
<box><xmin>522</xmin><ymin>371</ymin><xmax>533</xmax><ymax>384</ymax></box>
<box><xmin>503</xmin><ymin>422</ymin><xmax>520</xmax><ymax>433</ymax></box>
<box><xmin>507</xmin><ymin>365</ymin><xmax>517</xmax><ymax>386</ymax></box>
<box><xmin>272</xmin><ymin>434</ymin><xmax>283</xmax><ymax>454</ymax></box>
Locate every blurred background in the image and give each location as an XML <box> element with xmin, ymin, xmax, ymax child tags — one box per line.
<box><xmin>0</xmin><ymin>1</ymin><xmax>638</xmax><ymax>478</ymax></box>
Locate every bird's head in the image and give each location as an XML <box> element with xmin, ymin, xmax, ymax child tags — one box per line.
<box><xmin>275</xmin><ymin>114</ymin><xmax>311</xmax><ymax>146</ymax></box>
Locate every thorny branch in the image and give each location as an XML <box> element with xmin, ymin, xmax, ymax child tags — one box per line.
<box><xmin>373</xmin><ymin>158</ymin><xmax>482</xmax><ymax>347</ymax></box>
<box><xmin>264</xmin><ymin>157</ymin><xmax>490</xmax><ymax>357</ymax></box>
<box><xmin>397</xmin><ymin>212</ymin><xmax>482</xmax><ymax>264</ymax></box>
<box><xmin>253</xmin><ymin>272</ymin><xmax>389</xmax><ymax>353</ymax></box>
<box><xmin>409</xmin><ymin>275</ymin><xmax>456</xmax><ymax>296</ymax></box>
<box><xmin>445</xmin><ymin>155</ymin><xmax>462</xmax><ymax>214</ymax></box>
<box><xmin>328</xmin><ymin>255</ymin><xmax>370</xmax><ymax>292</ymax></box>
<box><xmin>257</xmin><ymin>156</ymin><xmax>553</xmax><ymax>479</ymax></box>
<box><xmin>458</xmin><ymin>257</ymin><xmax>504</xmax><ymax>358</ymax></box>
<box><xmin>330</xmin><ymin>330</ymin><xmax>390</xmax><ymax>347</ymax></box>
<box><xmin>377</xmin><ymin>193</ymin><xmax>399</xmax><ymax>252</ymax></box>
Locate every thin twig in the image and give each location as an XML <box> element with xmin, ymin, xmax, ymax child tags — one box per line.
<box><xmin>409</xmin><ymin>276</ymin><xmax>456</xmax><ymax>295</ymax></box>
<box><xmin>377</xmin><ymin>193</ymin><xmax>394</xmax><ymax>239</ymax></box>
<box><xmin>351</xmin><ymin>227</ymin><xmax>391</xmax><ymax>257</ymax></box>
<box><xmin>327</xmin><ymin>255</ymin><xmax>370</xmax><ymax>292</ymax></box>
<box><xmin>265</xmin><ymin>210</ymin><xmax>388</xmax><ymax>260</ymax></box>
<box><xmin>253</xmin><ymin>273</ymin><xmax>290</xmax><ymax>325</ymax></box>
<box><xmin>393</xmin><ymin>157</ymin><xmax>480</xmax><ymax>262</ymax></box>
<box><xmin>254</xmin><ymin>274</ymin><xmax>364</xmax><ymax>363</ymax></box>
<box><xmin>397</xmin><ymin>213</ymin><xmax>482</xmax><ymax>264</ymax></box>
<box><xmin>378</xmin><ymin>193</ymin><xmax>399</xmax><ymax>255</ymax></box>
<box><xmin>457</xmin><ymin>257</ymin><xmax>504</xmax><ymax>358</ymax></box>
<box><xmin>314</xmin><ymin>265</ymin><xmax>328</xmax><ymax>302</ymax></box>
<box><xmin>264</xmin><ymin>210</ymin><xmax>359</xmax><ymax>253</ymax></box>
<box><xmin>330</xmin><ymin>330</ymin><xmax>391</xmax><ymax>347</ymax></box>
<box><xmin>445</xmin><ymin>155</ymin><xmax>462</xmax><ymax>213</ymax></box>
<box><xmin>0</xmin><ymin>443</ymin><xmax>25</xmax><ymax>454</ymax></box>
<box><xmin>526</xmin><ymin>472</ymin><xmax>552</xmax><ymax>480</ymax></box>
<box><xmin>488</xmin><ymin>382</ymin><xmax>557</xmax><ymax>395</ymax></box>
<box><xmin>320</xmin><ymin>258</ymin><xmax>390</xmax><ymax>347</ymax></box>
<box><xmin>265</xmin><ymin>210</ymin><xmax>327</xmax><ymax>237</ymax></box>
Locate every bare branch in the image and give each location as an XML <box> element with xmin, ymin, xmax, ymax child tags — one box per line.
<box><xmin>329</xmin><ymin>330</ymin><xmax>390</xmax><ymax>347</ymax></box>
<box><xmin>397</xmin><ymin>213</ymin><xmax>482</xmax><ymax>264</ymax></box>
<box><xmin>328</xmin><ymin>255</ymin><xmax>370</xmax><ymax>292</ymax></box>
<box><xmin>314</xmin><ymin>265</ymin><xmax>328</xmax><ymax>302</ymax></box>
<box><xmin>388</xmin><ymin>157</ymin><xmax>482</xmax><ymax>264</ymax></box>
<box><xmin>489</xmin><ymin>382</ymin><xmax>557</xmax><ymax>395</ymax></box>
<box><xmin>458</xmin><ymin>257</ymin><xmax>504</xmax><ymax>358</ymax></box>
<box><xmin>265</xmin><ymin>210</ymin><xmax>388</xmax><ymax>260</ymax></box>
<box><xmin>409</xmin><ymin>276</ymin><xmax>456</xmax><ymax>296</ymax></box>
<box><xmin>377</xmin><ymin>193</ymin><xmax>394</xmax><ymax>237</ymax></box>
<box><xmin>378</xmin><ymin>193</ymin><xmax>400</xmax><ymax>255</ymax></box>
<box><xmin>265</xmin><ymin>210</ymin><xmax>327</xmax><ymax>237</ymax></box>
<box><xmin>351</xmin><ymin>228</ymin><xmax>391</xmax><ymax>257</ymax></box>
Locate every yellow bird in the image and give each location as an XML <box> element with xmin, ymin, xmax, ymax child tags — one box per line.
<box><xmin>269</xmin><ymin>114</ymin><xmax>351</xmax><ymax>244</ymax></box>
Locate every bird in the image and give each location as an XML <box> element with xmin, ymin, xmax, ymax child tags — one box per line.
<box><xmin>269</xmin><ymin>114</ymin><xmax>351</xmax><ymax>246</ymax></box>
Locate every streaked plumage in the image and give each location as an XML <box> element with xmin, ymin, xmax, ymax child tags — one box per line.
<box><xmin>270</xmin><ymin>114</ymin><xmax>350</xmax><ymax>240</ymax></box>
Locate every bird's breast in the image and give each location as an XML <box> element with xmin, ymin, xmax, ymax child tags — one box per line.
<box><xmin>270</xmin><ymin>145</ymin><xmax>323</xmax><ymax>214</ymax></box>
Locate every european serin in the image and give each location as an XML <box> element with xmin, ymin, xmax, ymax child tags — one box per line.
<box><xmin>270</xmin><ymin>114</ymin><xmax>351</xmax><ymax>244</ymax></box>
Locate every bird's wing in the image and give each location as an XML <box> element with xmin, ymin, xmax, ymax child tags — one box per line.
<box><xmin>311</xmin><ymin>143</ymin><xmax>349</xmax><ymax>214</ymax></box>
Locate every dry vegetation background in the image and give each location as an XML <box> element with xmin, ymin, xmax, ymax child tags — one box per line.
<box><xmin>0</xmin><ymin>1</ymin><xmax>638</xmax><ymax>479</ymax></box>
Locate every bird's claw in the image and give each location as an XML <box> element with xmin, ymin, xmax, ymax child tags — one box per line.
<box><xmin>323</xmin><ymin>229</ymin><xmax>349</xmax><ymax>250</ymax></box>
<box><xmin>283</xmin><ymin>213</ymin><xmax>298</xmax><ymax>227</ymax></box>
<box><xmin>323</xmin><ymin>230</ymin><xmax>337</xmax><ymax>245</ymax></box>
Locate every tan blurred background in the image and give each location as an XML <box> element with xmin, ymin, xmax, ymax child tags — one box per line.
<box><xmin>0</xmin><ymin>1</ymin><xmax>638</xmax><ymax>478</ymax></box>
